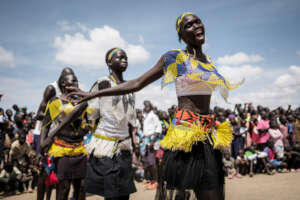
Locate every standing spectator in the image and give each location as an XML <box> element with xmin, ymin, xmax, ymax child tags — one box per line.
<box><xmin>142</xmin><ymin>100</ymin><xmax>162</xmax><ymax>190</ymax></box>
<box><xmin>269</xmin><ymin>120</ymin><xmax>284</xmax><ymax>159</ymax></box>
<box><xmin>287</xmin><ymin>115</ymin><xmax>294</xmax><ymax>147</ymax></box>
<box><xmin>279</xmin><ymin>115</ymin><xmax>289</xmax><ymax>147</ymax></box>
<box><xmin>293</xmin><ymin>114</ymin><xmax>300</xmax><ymax>145</ymax></box>
<box><xmin>231</xmin><ymin>115</ymin><xmax>244</xmax><ymax>158</ymax></box>
<box><xmin>254</xmin><ymin>111</ymin><xmax>270</xmax><ymax>151</ymax></box>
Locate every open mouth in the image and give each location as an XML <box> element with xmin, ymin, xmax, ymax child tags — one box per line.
<box><xmin>195</xmin><ymin>29</ymin><xmax>203</xmax><ymax>36</ymax></box>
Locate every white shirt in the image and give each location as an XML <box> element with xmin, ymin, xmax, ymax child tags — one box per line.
<box><xmin>32</xmin><ymin>120</ymin><xmax>42</xmax><ymax>135</ymax></box>
<box><xmin>143</xmin><ymin>110</ymin><xmax>162</xmax><ymax>137</ymax></box>
<box><xmin>88</xmin><ymin>77</ymin><xmax>136</xmax><ymax>138</ymax></box>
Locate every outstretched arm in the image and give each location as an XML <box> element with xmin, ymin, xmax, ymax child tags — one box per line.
<box><xmin>70</xmin><ymin>57</ymin><xmax>165</xmax><ymax>103</ymax></box>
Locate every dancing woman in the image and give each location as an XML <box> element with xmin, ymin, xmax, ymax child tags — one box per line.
<box><xmin>84</xmin><ymin>48</ymin><xmax>137</xmax><ymax>200</ymax></box>
<box><xmin>40</xmin><ymin>73</ymin><xmax>88</xmax><ymax>200</ymax></box>
<box><xmin>68</xmin><ymin>13</ymin><xmax>243</xmax><ymax>200</ymax></box>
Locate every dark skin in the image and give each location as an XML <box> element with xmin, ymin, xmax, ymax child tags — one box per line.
<box><xmin>40</xmin><ymin>74</ymin><xmax>87</xmax><ymax>200</ymax></box>
<box><xmin>5</xmin><ymin>109</ymin><xmax>13</xmax><ymax>121</ymax></box>
<box><xmin>36</xmin><ymin>68</ymin><xmax>75</xmax><ymax>200</ymax></box>
<box><xmin>47</xmin><ymin>50</ymin><xmax>137</xmax><ymax>150</ymax></box>
<box><xmin>36</xmin><ymin>67</ymin><xmax>74</xmax><ymax>121</ymax></box>
<box><xmin>68</xmin><ymin>15</ymin><xmax>211</xmax><ymax>115</ymax></box>
<box><xmin>39</xmin><ymin>74</ymin><xmax>86</xmax><ymax>151</ymax></box>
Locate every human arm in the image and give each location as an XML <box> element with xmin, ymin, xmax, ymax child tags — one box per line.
<box><xmin>39</xmin><ymin>102</ymin><xmax>88</xmax><ymax>151</ymax></box>
<box><xmin>36</xmin><ymin>85</ymin><xmax>56</xmax><ymax>120</ymax></box>
<box><xmin>68</xmin><ymin>57</ymin><xmax>165</xmax><ymax>103</ymax></box>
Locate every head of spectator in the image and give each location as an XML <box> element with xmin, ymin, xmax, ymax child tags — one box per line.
<box><xmin>250</xmin><ymin>142</ymin><xmax>257</xmax><ymax>153</ymax></box>
<box><xmin>287</xmin><ymin>115</ymin><xmax>294</xmax><ymax>123</ymax></box>
<box><xmin>153</xmin><ymin>106</ymin><xmax>158</xmax><ymax>115</ymax></box>
<box><xmin>18</xmin><ymin>131</ymin><xmax>27</xmax><ymax>145</ymax></box>
<box><xmin>5</xmin><ymin>109</ymin><xmax>13</xmax><ymax>120</ymax></box>
<box><xmin>260</xmin><ymin>111</ymin><xmax>267</xmax><ymax>120</ymax></box>
<box><xmin>12</xmin><ymin>104</ymin><xmax>20</xmax><ymax>114</ymax></box>
<box><xmin>279</xmin><ymin>115</ymin><xmax>287</xmax><ymax>125</ymax></box>
<box><xmin>257</xmin><ymin>105</ymin><xmax>263</xmax><ymax>114</ymax></box>
<box><xmin>229</xmin><ymin>114</ymin><xmax>237</xmax><ymax>125</ymax></box>
<box><xmin>159</xmin><ymin>111</ymin><xmax>169</xmax><ymax>121</ymax></box>
<box><xmin>21</xmin><ymin>107</ymin><xmax>27</xmax><ymax>116</ymax></box>
<box><xmin>143</xmin><ymin>100</ymin><xmax>152</xmax><ymax>114</ymax></box>
<box><xmin>269</xmin><ymin>120</ymin><xmax>279</xmax><ymax>129</ymax></box>
<box><xmin>14</xmin><ymin>113</ymin><xmax>24</xmax><ymax>129</ymax></box>
<box><xmin>217</xmin><ymin>112</ymin><xmax>226</xmax><ymax>123</ymax></box>
<box><xmin>238</xmin><ymin>149</ymin><xmax>245</xmax><ymax>158</ymax></box>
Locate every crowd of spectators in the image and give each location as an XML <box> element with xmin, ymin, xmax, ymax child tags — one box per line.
<box><xmin>1</xmin><ymin>101</ymin><xmax>300</xmax><ymax>196</ymax></box>
<box><xmin>0</xmin><ymin>105</ymin><xmax>40</xmax><ymax>196</ymax></box>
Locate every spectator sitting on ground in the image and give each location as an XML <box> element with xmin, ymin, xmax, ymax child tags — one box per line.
<box><xmin>235</xmin><ymin>149</ymin><xmax>249</xmax><ymax>177</ymax></box>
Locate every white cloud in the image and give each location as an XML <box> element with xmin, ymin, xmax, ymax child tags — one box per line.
<box><xmin>218</xmin><ymin>64</ymin><xmax>263</xmax><ymax>83</ymax></box>
<box><xmin>226</xmin><ymin>65</ymin><xmax>300</xmax><ymax>109</ymax></box>
<box><xmin>54</xmin><ymin>25</ymin><xmax>150</xmax><ymax>69</ymax></box>
<box><xmin>296</xmin><ymin>50</ymin><xmax>300</xmax><ymax>56</ymax></box>
<box><xmin>135</xmin><ymin>84</ymin><xmax>177</xmax><ymax>111</ymax></box>
<box><xmin>57</xmin><ymin>20</ymin><xmax>87</xmax><ymax>32</ymax></box>
<box><xmin>274</xmin><ymin>65</ymin><xmax>300</xmax><ymax>88</ymax></box>
<box><xmin>216</xmin><ymin>52</ymin><xmax>264</xmax><ymax>65</ymax></box>
<box><xmin>0</xmin><ymin>46</ymin><xmax>15</xmax><ymax>68</ymax></box>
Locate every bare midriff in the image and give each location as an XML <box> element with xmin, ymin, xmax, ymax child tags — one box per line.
<box><xmin>177</xmin><ymin>95</ymin><xmax>211</xmax><ymax>115</ymax></box>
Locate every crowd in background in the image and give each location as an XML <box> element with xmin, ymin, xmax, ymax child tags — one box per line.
<box><xmin>1</xmin><ymin>102</ymin><xmax>300</xmax><ymax>196</ymax></box>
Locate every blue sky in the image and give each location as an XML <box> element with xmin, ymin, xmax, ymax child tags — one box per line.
<box><xmin>0</xmin><ymin>0</ymin><xmax>300</xmax><ymax>112</ymax></box>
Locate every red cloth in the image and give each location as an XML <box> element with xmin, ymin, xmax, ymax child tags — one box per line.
<box><xmin>45</xmin><ymin>171</ymin><xmax>59</xmax><ymax>186</ymax></box>
<box><xmin>27</xmin><ymin>132</ymin><xmax>33</xmax><ymax>144</ymax></box>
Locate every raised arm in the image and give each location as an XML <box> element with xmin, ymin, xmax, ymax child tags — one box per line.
<box><xmin>71</xmin><ymin>57</ymin><xmax>165</xmax><ymax>103</ymax></box>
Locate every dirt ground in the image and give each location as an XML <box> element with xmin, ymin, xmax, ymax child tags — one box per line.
<box><xmin>2</xmin><ymin>172</ymin><xmax>300</xmax><ymax>200</ymax></box>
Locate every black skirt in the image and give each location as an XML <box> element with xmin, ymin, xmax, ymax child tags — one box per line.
<box><xmin>54</xmin><ymin>154</ymin><xmax>87</xmax><ymax>180</ymax></box>
<box><xmin>162</xmin><ymin>141</ymin><xmax>224</xmax><ymax>191</ymax></box>
<box><xmin>85</xmin><ymin>150</ymin><xmax>136</xmax><ymax>198</ymax></box>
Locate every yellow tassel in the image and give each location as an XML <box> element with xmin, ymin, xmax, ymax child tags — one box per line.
<box><xmin>160</xmin><ymin>122</ymin><xmax>210</xmax><ymax>152</ymax></box>
<box><xmin>48</xmin><ymin>143</ymin><xmax>87</xmax><ymax>157</ymax></box>
<box><xmin>212</xmin><ymin>121</ymin><xmax>233</xmax><ymax>150</ymax></box>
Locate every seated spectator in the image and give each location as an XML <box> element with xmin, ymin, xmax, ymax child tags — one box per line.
<box><xmin>285</xmin><ymin>144</ymin><xmax>300</xmax><ymax>172</ymax></box>
<box><xmin>264</xmin><ymin>141</ymin><xmax>287</xmax><ymax>172</ymax></box>
<box><xmin>9</xmin><ymin>131</ymin><xmax>30</xmax><ymax>165</ymax></box>
<box><xmin>235</xmin><ymin>149</ymin><xmax>249</xmax><ymax>177</ymax></box>
<box><xmin>19</xmin><ymin>160</ymin><xmax>33</xmax><ymax>193</ymax></box>
<box><xmin>223</xmin><ymin>151</ymin><xmax>235</xmax><ymax>179</ymax></box>
<box><xmin>0</xmin><ymin>161</ymin><xmax>22</xmax><ymax>195</ymax></box>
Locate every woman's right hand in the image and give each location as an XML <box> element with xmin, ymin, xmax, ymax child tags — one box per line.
<box><xmin>66</xmin><ymin>87</ymin><xmax>92</xmax><ymax>104</ymax></box>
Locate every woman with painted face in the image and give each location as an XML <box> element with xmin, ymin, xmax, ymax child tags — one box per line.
<box><xmin>83</xmin><ymin>48</ymin><xmax>137</xmax><ymax>200</ymax></box>
<box><xmin>66</xmin><ymin>13</ymin><xmax>243</xmax><ymax>200</ymax></box>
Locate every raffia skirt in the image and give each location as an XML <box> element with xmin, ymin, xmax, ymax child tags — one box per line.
<box><xmin>155</xmin><ymin>140</ymin><xmax>224</xmax><ymax>200</ymax></box>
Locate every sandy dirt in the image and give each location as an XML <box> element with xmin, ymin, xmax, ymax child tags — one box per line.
<box><xmin>2</xmin><ymin>172</ymin><xmax>300</xmax><ymax>200</ymax></box>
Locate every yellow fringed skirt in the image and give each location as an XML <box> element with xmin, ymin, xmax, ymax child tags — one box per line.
<box><xmin>160</xmin><ymin>110</ymin><xmax>233</xmax><ymax>152</ymax></box>
<box><xmin>48</xmin><ymin>138</ymin><xmax>87</xmax><ymax>157</ymax></box>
